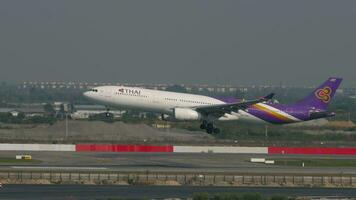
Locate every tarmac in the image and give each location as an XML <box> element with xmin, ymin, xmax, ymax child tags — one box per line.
<box><xmin>1</xmin><ymin>185</ymin><xmax>356</xmax><ymax>199</ymax></box>
<box><xmin>0</xmin><ymin>151</ymin><xmax>356</xmax><ymax>175</ymax></box>
<box><xmin>1</xmin><ymin>151</ymin><xmax>356</xmax><ymax>199</ymax></box>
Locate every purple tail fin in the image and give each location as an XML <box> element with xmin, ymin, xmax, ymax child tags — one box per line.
<box><xmin>296</xmin><ymin>77</ymin><xmax>343</xmax><ymax>110</ymax></box>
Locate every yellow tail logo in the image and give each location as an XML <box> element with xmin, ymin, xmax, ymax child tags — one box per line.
<box><xmin>315</xmin><ymin>87</ymin><xmax>332</xmax><ymax>103</ymax></box>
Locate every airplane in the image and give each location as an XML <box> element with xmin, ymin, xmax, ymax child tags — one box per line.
<box><xmin>84</xmin><ymin>77</ymin><xmax>342</xmax><ymax>134</ymax></box>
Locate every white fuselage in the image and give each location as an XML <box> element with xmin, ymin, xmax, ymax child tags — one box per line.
<box><xmin>84</xmin><ymin>86</ymin><xmax>263</xmax><ymax>122</ymax></box>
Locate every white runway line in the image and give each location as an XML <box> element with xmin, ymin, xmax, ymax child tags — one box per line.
<box><xmin>173</xmin><ymin>146</ymin><xmax>268</xmax><ymax>154</ymax></box>
<box><xmin>0</xmin><ymin>144</ymin><xmax>76</xmax><ymax>151</ymax></box>
<box><xmin>11</xmin><ymin>166</ymin><xmax>108</xmax><ymax>170</ymax></box>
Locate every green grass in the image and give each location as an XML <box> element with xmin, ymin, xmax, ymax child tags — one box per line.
<box><xmin>274</xmin><ymin>158</ymin><xmax>356</xmax><ymax>167</ymax></box>
<box><xmin>0</xmin><ymin>157</ymin><xmax>41</xmax><ymax>164</ymax></box>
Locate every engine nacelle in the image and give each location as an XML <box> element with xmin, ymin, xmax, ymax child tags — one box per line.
<box><xmin>173</xmin><ymin>108</ymin><xmax>201</xmax><ymax>121</ymax></box>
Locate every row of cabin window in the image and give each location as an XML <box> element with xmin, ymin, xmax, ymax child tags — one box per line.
<box><xmin>164</xmin><ymin>97</ymin><xmax>212</xmax><ymax>105</ymax></box>
<box><xmin>115</xmin><ymin>92</ymin><xmax>148</xmax><ymax>98</ymax></box>
<box><xmin>115</xmin><ymin>94</ymin><xmax>213</xmax><ymax>105</ymax></box>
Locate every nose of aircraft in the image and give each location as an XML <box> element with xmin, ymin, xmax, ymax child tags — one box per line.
<box><xmin>83</xmin><ymin>91</ymin><xmax>92</xmax><ymax>98</ymax></box>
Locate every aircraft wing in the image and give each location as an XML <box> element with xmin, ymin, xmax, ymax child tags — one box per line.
<box><xmin>195</xmin><ymin>93</ymin><xmax>275</xmax><ymax>116</ymax></box>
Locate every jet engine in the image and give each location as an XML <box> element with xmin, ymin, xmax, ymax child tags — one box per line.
<box><xmin>173</xmin><ymin>108</ymin><xmax>201</xmax><ymax>121</ymax></box>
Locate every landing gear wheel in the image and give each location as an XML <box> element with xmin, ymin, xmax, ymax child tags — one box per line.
<box><xmin>207</xmin><ymin>123</ymin><xmax>214</xmax><ymax>130</ymax></box>
<box><xmin>203</xmin><ymin>122</ymin><xmax>220</xmax><ymax>135</ymax></box>
<box><xmin>105</xmin><ymin>108</ymin><xmax>114</xmax><ymax>120</ymax></box>
<box><xmin>213</xmin><ymin>128</ymin><xmax>220</xmax><ymax>134</ymax></box>
<box><xmin>206</xmin><ymin>123</ymin><xmax>214</xmax><ymax>134</ymax></box>
<box><xmin>200</xmin><ymin>121</ymin><xmax>208</xmax><ymax>130</ymax></box>
<box><xmin>200</xmin><ymin>124</ymin><xmax>206</xmax><ymax>129</ymax></box>
<box><xmin>206</xmin><ymin>128</ymin><xmax>213</xmax><ymax>134</ymax></box>
<box><xmin>105</xmin><ymin>108</ymin><xmax>111</xmax><ymax>118</ymax></box>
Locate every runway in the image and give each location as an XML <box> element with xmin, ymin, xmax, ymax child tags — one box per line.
<box><xmin>0</xmin><ymin>151</ymin><xmax>356</xmax><ymax>198</ymax></box>
<box><xmin>0</xmin><ymin>185</ymin><xmax>355</xmax><ymax>200</ymax></box>
<box><xmin>1</xmin><ymin>151</ymin><xmax>356</xmax><ymax>175</ymax></box>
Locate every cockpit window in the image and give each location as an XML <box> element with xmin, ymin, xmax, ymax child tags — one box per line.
<box><xmin>90</xmin><ymin>89</ymin><xmax>98</xmax><ymax>92</ymax></box>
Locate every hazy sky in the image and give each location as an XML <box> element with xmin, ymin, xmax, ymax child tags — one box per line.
<box><xmin>0</xmin><ymin>0</ymin><xmax>355</xmax><ymax>86</ymax></box>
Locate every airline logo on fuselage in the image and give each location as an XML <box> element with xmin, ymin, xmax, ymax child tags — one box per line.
<box><xmin>315</xmin><ymin>87</ymin><xmax>332</xmax><ymax>103</ymax></box>
<box><xmin>118</xmin><ymin>88</ymin><xmax>141</xmax><ymax>95</ymax></box>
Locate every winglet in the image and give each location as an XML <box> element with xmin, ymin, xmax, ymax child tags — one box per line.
<box><xmin>262</xmin><ymin>93</ymin><xmax>275</xmax><ymax>101</ymax></box>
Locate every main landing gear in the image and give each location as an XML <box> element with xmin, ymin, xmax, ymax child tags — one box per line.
<box><xmin>200</xmin><ymin>120</ymin><xmax>220</xmax><ymax>134</ymax></box>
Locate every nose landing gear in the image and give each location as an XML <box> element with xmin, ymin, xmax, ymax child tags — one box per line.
<box><xmin>105</xmin><ymin>108</ymin><xmax>111</xmax><ymax>118</ymax></box>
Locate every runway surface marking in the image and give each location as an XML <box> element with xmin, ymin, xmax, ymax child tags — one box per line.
<box><xmin>11</xmin><ymin>166</ymin><xmax>108</xmax><ymax>170</ymax></box>
<box><xmin>0</xmin><ymin>185</ymin><xmax>355</xmax><ymax>200</ymax></box>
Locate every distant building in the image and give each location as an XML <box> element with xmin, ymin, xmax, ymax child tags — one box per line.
<box><xmin>344</xmin><ymin>88</ymin><xmax>356</xmax><ymax>97</ymax></box>
<box><xmin>71</xmin><ymin>110</ymin><xmax>125</xmax><ymax>119</ymax></box>
<box><xmin>9</xmin><ymin>110</ymin><xmax>20</xmax><ymax>117</ymax></box>
<box><xmin>71</xmin><ymin>105</ymin><xmax>126</xmax><ymax>119</ymax></box>
<box><xmin>0</xmin><ymin>107</ymin><xmax>45</xmax><ymax>117</ymax></box>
